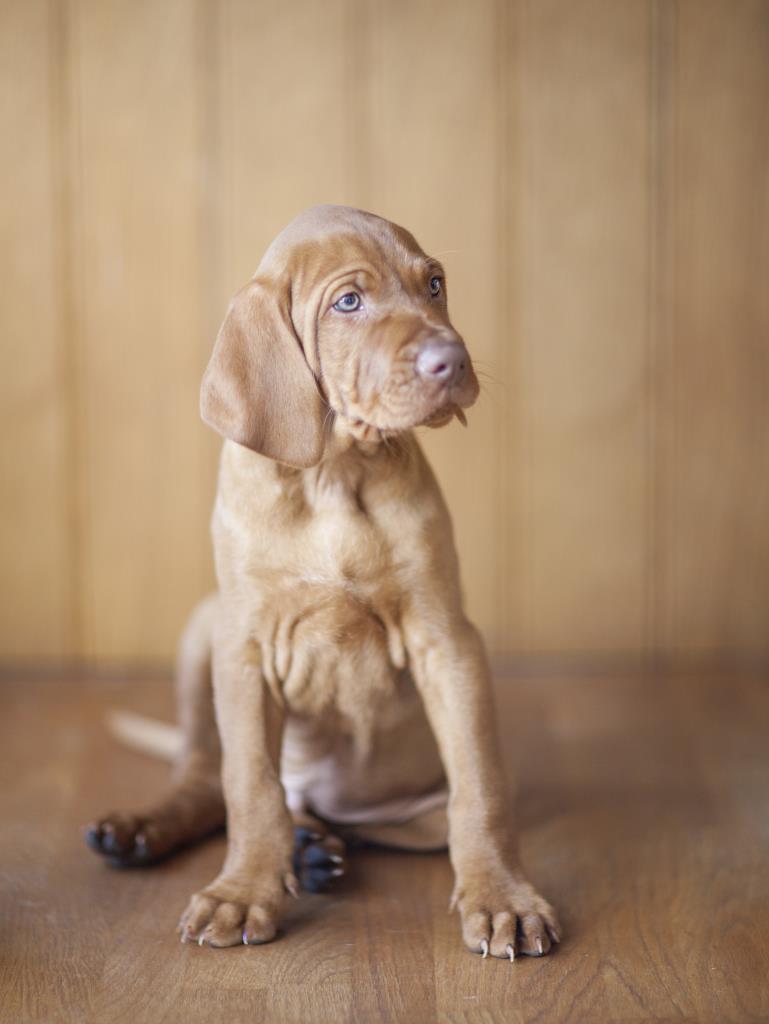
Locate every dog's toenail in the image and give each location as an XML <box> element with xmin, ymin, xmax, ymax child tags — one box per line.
<box><xmin>331</xmin><ymin>867</ymin><xmax>344</xmax><ymax>877</ymax></box>
<box><xmin>480</xmin><ymin>939</ymin><xmax>489</xmax><ymax>958</ymax></box>
<box><xmin>330</xmin><ymin>854</ymin><xmax>344</xmax><ymax>864</ymax></box>
<box><xmin>198</xmin><ymin>934</ymin><xmax>205</xmax><ymax>946</ymax></box>
<box><xmin>506</xmin><ymin>944</ymin><xmax>515</xmax><ymax>962</ymax></box>
<box><xmin>242</xmin><ymin>931</ymin><xmax>248</xmax><ymax>945</ymax></box>
<box><xmin>84</xmin><ymin>825</ymin><xmax>102</xmax><ymax>851</ymax></box>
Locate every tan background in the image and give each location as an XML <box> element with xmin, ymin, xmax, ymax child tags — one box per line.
<box><xmin>1</xmin><ymin>0</ymin><xmax>767</xmax><ymax>669</ymax></box>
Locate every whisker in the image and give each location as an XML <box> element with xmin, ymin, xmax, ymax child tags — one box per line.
<box><xmin>475</xmin><ymin>370</ymin><xmax>503</xmax><ymax>388</ymax></box>
<box><xmin>472</xmin><ymin>359</ymin><xmax>504</xmax><ymax>373</ymax></box>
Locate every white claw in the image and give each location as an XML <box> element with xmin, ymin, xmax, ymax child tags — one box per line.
<box><xmin>242</xmin><ymin>931</ymin><xmax>248</xmax><ymax>946</ymax></box>
<box><xmin>507</xmin><ymin>944</ymin><xmax>515</xmax><ymax>962</ymax></box>
<box><xmin>330</xmin><ymin>854</ymin><xmax>344</xmax><ymax>864</ymax></box>
<box><xmin>198</xmin><ymin>934</ymin><xmax>205</xmax><ymax>947</ymax></box>
<box><xmin>535</xmin><ymin>937</ymin><xmax>543</xmax><ymax>955</ymax></box>
<box><xmin>331</xmin><ymin>867</ymin><xmax>344</xmax><ymax>877</ymax></box>
<box><xmin>480</xmin><ymin>938</ymin><xmax>489</xmax><ymax>959</ymax></box>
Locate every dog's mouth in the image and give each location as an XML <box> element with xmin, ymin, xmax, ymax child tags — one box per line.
<box><xmin>331</xmin><ymin>362</ymin><xmax>479</xmax><ymax>444</ymax></box>
<box><xmin>340</xmin><ymin>400</ymin><xmax>469</xmax><ymax>443</ymax></box>
<box><xmin>421</xmin><ymin>404</ymin><xmax>468</xmax><ymax>429</ymax></box>
<box><xmin>416</xmin><ymin>372</ymin><xmax>479</xmax><ymax>430</ymax></box>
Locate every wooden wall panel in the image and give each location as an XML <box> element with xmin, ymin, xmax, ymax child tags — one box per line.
<box><xmin>514</xmin><ymin>0</ymin><xmax>650</xmax><ymax>653</ymax></box>
<box><xmin>363</xmin><ymin>0</ymin><xmax>503</xmax><ymax>646</ymax></box>
<box><xmin>659</xmin><ymin>0</ymin><xmax>769</xmax><ymax>658</ymax></box>
<box><xmin>0</xmin><ymin>0</ymin><xmax>71</xmax><ymax>658</ymax></box>
<box><xmin>73</xmin><ymin>0</ymin><xmax>212</xmax><ymax>661</ymax></box>
<box><xmin>1</xmin><ymin>0</ymin><xmax>768</xmax><ymax>667</ymax></box>
<box><xmin>217</xmin><ymin>0</ymin><xmax>357</xmax><ymax>302</ymax></box>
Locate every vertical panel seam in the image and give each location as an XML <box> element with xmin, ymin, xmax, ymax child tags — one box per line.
<box><xmin>645</xmin><ymin>0</ymin><xmax>659</xmax><ymax>668</ymax></box>
<box><xmin>196</xmin><ymin>0</ymin><xmax>221</xmax><ymax>598</ymax></box>
<box><xmin>647</xmin><ymin>0</ymin><xmax>675</xmax><ymax>668</ymax></box>
<box><xmin>50</xmin><ymin>0</ymin><xmax>85</xmax><ymax>661</ymax></box>
<box><xmin>519</xmin><ymin>0</ymin><xmax>532</xmax><ymax>649</ymax></box>
<box><xmin>348</xmin><ymin>0</ymin><xmax>369</xmax><ymax>206</ymax></box>
<box><xmin>495</xmin><ymin>0</ymin><xmax>517</xmax><ymax>654</ymax></box>
<box><xmin>494</xmin><ymin>0</ymin><xmax>506</xmax><ymax>652</ymax></box>
<box><xmin>668</xmin><ymin>1</ymin><xmax>678</xmax><ymax>662</ymax></box>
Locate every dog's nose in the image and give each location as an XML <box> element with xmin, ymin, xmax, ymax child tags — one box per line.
<box><xmin>415</xmin><ymin>340</ymin><xmax>468</xmax><ymax>387</ymax></box>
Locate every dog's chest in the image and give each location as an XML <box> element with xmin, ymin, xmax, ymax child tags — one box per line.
<box><xmin>218</xmin><ymin>459</ymin><xmax>409</xmax><ymax>722</ymax></box>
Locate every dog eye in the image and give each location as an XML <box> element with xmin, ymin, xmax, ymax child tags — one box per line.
<box><xmin>333</xmin><ymin>292</ymin><xmax>361</xmax><ymax>313</ymax></box>
<box><xmin>429</xmin><ymin>276</ymin><xmax>442</xmax><ymax>296</ymax></box>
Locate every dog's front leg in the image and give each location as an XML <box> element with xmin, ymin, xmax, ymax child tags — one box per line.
<box><xmin>408</xmin><ymin>618</ymin><xmax>561</xmax><ymax>960</ymax></box>
<box><xmin>178</xmin><ymin>627</ymin><xmax>296</xmax><ymax>948</ymax></box>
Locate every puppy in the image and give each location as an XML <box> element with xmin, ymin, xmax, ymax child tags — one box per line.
<box><xmin>86</xmin><ymin>205</ymin><xmax>560</xmax><ymax>959</ymax></box>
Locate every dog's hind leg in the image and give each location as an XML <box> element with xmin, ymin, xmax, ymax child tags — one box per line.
<box><xmin>339</xmin><ymin>804</ymin><xmax>449</xmax><ymax>853</ymax></box>
<box><xmin>86</xmin><ymin>595</ymin><xmax>226</xmax><ymax>867</ymax></box>
<box><xmin>86</xmin><ymin>598</ymin><xmax>348</xmax><ymax>885</ymax></box>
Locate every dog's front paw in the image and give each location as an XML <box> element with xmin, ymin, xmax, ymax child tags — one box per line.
<box><xmin>453</xmin><ymin>869</ymin><xmax>561</xmax><ymax>960</ymax></box>
<box><xmin>178</xmin><ymin>871</ymin><xmax>297</xmax><ymax>948</ymax></box>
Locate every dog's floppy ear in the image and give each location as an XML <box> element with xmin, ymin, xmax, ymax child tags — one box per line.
<box><xmin>200</xmin><ymin>277</ymin><xmax>325</xmax><ymax>468</ymax></box>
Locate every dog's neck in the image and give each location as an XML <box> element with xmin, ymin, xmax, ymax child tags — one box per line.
<box><xmin>219</xmin><ymin>428</ymin><xmax>418</xmax><ymax>524</ymax></box>
<box><xmin>322</xmin><ymin>416</ymin><xmax>410</xmax><ymax>461</ymax></box>
<box><xmin>298</xmin><ymin>425</ymin><xmax>414</xmax><ymax>513</ymax></box>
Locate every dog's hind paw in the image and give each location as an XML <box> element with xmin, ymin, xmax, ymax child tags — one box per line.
<box><xmin>292</xmin><ymin>825</ymin><xmax>346</xmax><ymax>893</ymax></box>
<box><xmin>84</xmin><ymin>814</ymin><xmax>158</xmax><ymax>867</ymax></box>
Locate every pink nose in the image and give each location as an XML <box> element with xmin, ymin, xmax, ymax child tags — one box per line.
<box><xmin>415</xmin><ymin>340</ymin><xmax>468</xmax><ymax>387</ymax></box>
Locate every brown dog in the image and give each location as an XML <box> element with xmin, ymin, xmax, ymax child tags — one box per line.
<box><xmin>86</xmin><ymin>205</ymin><xmax>560</xmax><ymax>960</ymax></box>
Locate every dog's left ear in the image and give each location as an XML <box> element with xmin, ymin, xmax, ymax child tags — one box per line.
<box><xmin>200</xmin><ymin>276</ymin><xmax>326</xmax><ymax>468</ymax></box>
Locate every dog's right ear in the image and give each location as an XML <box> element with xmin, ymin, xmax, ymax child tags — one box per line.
<box><xmin>200</xmin><ymin>277</ymin><xmax>326</xmax><ymax>468</ymax></box>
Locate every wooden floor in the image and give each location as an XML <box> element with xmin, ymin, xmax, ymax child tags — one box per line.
<box><xmin>2</xmin><ymin>670</ymin><xmax>769</xmax><ymax>1023</ymax></box>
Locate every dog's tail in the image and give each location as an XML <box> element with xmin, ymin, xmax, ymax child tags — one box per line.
<box><xmin>108</xmin><ymin>709</ymin><xmax>182</xmax><ymax>762</ymax></box>
<box><xmin>107</xmin><ymin>593</ymin><xmax>217</xmax><ymax>764</ymax></box>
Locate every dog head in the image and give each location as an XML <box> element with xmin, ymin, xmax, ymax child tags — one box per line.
<box><xmin>201</xmin><ymin>205</ymin><xmax>479</xmax><ymax>468</ymax></box>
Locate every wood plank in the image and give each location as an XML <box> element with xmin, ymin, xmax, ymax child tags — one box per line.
<box><xmin>363</xmin><ymin>0</ymin><xmax>503</xmax><ymax>648</ymax></box>
<box><xmin>659</xmin><ymin>0</ymin><xmax>769</xmax><ymax>658</ymax></box>
<box><xmin>515</xmin><ymin>0</ymin><xmax>650</xmax><ymax>654</ymax></box>
<box><xmin>0</xmin><ymin>0</ymin><xmax>71</xmax><ymax>659</ymax></box>
<box><xmin>73</xmin><ymin>0</ymin><xmax>213</xmax><ymax>661</ymax></box>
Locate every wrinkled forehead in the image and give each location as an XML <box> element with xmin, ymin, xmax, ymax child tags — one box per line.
<box><xmin>257</xmin><ymin>205</ymin><xmax>429</xmax><ymax>286</ymax></box>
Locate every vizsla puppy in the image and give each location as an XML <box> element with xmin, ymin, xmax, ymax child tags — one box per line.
<box><xmin>87</xmin><ymin>205</ymin><xmax>560</xmax><ymax>959</ymax></box>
